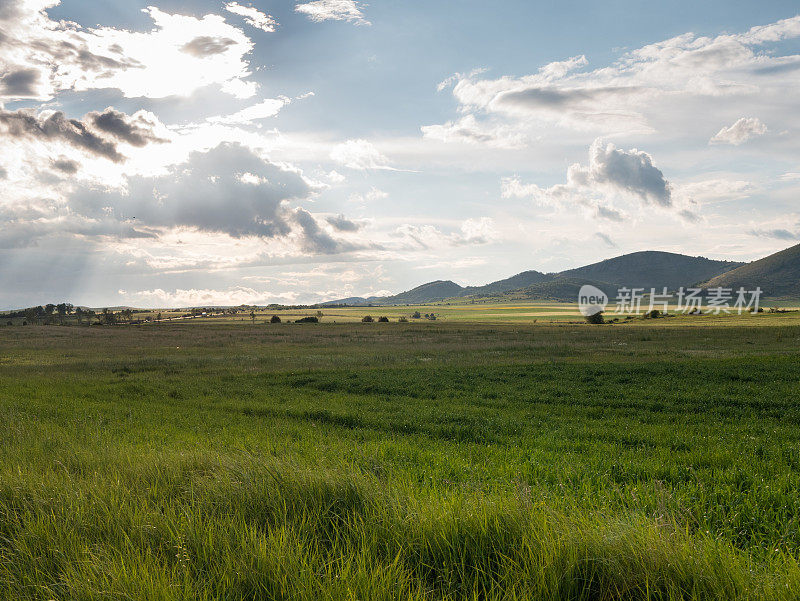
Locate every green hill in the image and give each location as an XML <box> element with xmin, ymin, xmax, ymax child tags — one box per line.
<box><xmin>700</xmin><ymin>242</ymin><xmax>800</xmax><ymax>298</ymax></box>
<box><xmin>383</xmin><ymin>280</ymin><xmax>465</xmax><ymax>304</ymax></box>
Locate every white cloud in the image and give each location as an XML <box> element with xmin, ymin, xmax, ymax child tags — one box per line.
<box><xmin>0</xmin><ymin>0</ymin><xmax>257</xmax><ymax>100</ymax></box>
<box><xmin>224</xmin><ymin>2</ymin><xmax>278</xmax><ymax>33</ymax></box>
<box><xmin>392</xmin><ymin>218</ymin><xmax>496</xmax><ymax>250</ymax></box>
<box><xmin>330</xmin><ymin>139</ymin><xmax>395</xmax><ymax>170</ymax></box>
<box><xmin>430</xmin><ymin>16</ymin><xmax>800</xmax><ymax>139</ymax></box>
<box><xmin>502</xmin><ymin>139</ymin><xmax>673</xmax><ymax>219</ymax></box>
<box><xmin>207</xmin><ymin>97</ymin><xmax>289</xmax><ymax>125</ymax></box>
<box><xmin>421</xmin><ymin>115</ymin><xmax>527</xmax><ymax>149</ymax></box>
<box><xmin>295</xmin><ymin>0</ymin><xmax>370</xmax><ymax>25</ymax></box>
<box><xmin>709</xmin><ymin>117</ymin><xmax>768</xmax><ymax>145</ymax></box>
<box><xmin>348</xmin><ymin>186</ymin><xmax>387</xmax><ymax>203</ymax></box>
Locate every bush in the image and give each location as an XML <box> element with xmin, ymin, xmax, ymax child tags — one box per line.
<box><xmin>362</xmin><ymin>316</ymin><xmax>374</xmax><ymax>323</ymax></box>
<box><xmin>585</xmin><ymin>311</ymin><xmax>604</xmax><ymax>324</ymax></box>
<box><xmin>270</xmin><ymin>315</ymin><xmax>281</xmax><ymax>323</ymax></box>
<box><xmin>377</xmin><ymin>316</ymin><xmax>389</xmax><ymax>322</ymax></box>
<box><xmin>398</xmin><ymin>317</ymin><xmax>408</xmax><ymax>323</ymax></box>
<box><xmin>411</xmin><ymin>311</ymin><xmax>421</xmax><ymax>319</ymax></box>
<box><xmin>645</xmin><ymin>309</ymin><xmax>660</xmax><ymax>319</ymax></box>
<box><xmin>296</xmin><ymin>316</ymin><xmax>319</xmax><ymax>323</ymax></box>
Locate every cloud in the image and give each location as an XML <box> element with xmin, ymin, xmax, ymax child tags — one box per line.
<box><xmin>503</xmin><ymin>139</ymin><xmax>671</xmax><ymax>211</ymax></box>
<box><xmin>224</xmin><ymin>2</ymin><xmax>278</xmax><ymax>33</ymax></box>
<box><xmin>0</xmin><ymin>67</ymin><xmax>40</xmax><ymax>97</ymax></box>
<box><xmin>295</xmin><ymin>0</ymin><xmax>370</xmax><ymax>25</ymax></box>
<box><xmin>1</xmin><ymin>109</ymin><xmax>122</xmax><ymax>162</ymax></box>
<box><xmin>348</xmin><ymin>186</ymin><xmax>387</xmax><ymax>203</ymax></box>
<box><xmin>430</xmin><ymin>16</ymin><xmax>800</xmax><ymax>138</ymax></box>
<box><xmin>52</xmin><ymin>157</ymin><xmax>79</xmax><ymax>173</ymax></box>
<box><xmin>501</xmin><ymin>139</ymin><xmax>673</xmax><ymax>221</ymax></box>
<box><xmin>207</xmin><ymin>97</ymin><xmax>290</xmax><ymax>125</ymax></box>
<box><xmin>87</xmin><ymin>108</ymin><xmax>168</xmax><ymax>147</ymax></box>
<box><xmin>748</xmin><ymin>228</ymin><xmax>800</xmax><ymax>240</ymax></box>
<box><xmin>392</xmin><ymin>218</ymin><xmax>496</xmax><ymax>250</ymax></box>
<box><xmin>68</xmin><ymin>142</ymin><xmax>310</xmax><ymax>239</ymax></box>
<box><xmin>421</xmin><ymin>114</ymin><xmax>527</xmax><ymax>149</ymax></box>
<box><xmin>294</xmin><ymin>208</ymin><xmax>366</xmax><ymax>254</ymax></box>
<box><xmin>709</xmin><ymin>117</ymin><xmax>768</xmax><ymax>145</ymax></box>
<box><xmin>0</xmin><ymin>107</ymin><xmax>166</xmax><ymax>163</ymax></box>
<box><xmin>0</xmin><ymin>1</ymin><xmax>257</xmax><ymax>100</ymax></box>
<box><xmin>326</xmin><ymin>214</ymin><xmax>362</xmax><ymax>231</ymax></box>
<box><xmin>181</xmin><ymin>36</ymin><xmax>237</xmax><ymax>58</ymax></box>
<box><xmin>594</xmin><ymin>232</ymin><xmax>617</xmax><ymax>247</ymax></box>
<box><xmin>330</xmin><ymin>139</ymin><xmax>395</xmax><ymax>170</ymax></box>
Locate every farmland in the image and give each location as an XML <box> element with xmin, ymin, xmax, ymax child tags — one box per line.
<box><xmin>2</xmin><ymin>313</ymin><xmax>800</xmax><ymax>599</ymax></box>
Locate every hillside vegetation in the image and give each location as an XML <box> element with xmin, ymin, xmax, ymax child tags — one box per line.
<box><xmin>701</xmin><ymin>242</ymin><xmax>800</xmax><ymax>298</ymax></box>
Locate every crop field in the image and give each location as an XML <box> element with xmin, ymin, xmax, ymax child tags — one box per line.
<box><xmin>3</xmin><ymin>316</ymin><xmax>800</xmax><ymax>599</ymax></box>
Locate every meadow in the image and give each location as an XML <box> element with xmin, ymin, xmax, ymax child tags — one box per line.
<box><xmin>3</xmin><ymin>312</ymin><xmax>800</xmax><ymax>599</ymax></box>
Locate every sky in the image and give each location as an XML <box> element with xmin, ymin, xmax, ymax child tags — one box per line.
<box><xmin>1</xmin><ymin>0</ymin><xmax>800</xmax><ymax>308</ymax></box>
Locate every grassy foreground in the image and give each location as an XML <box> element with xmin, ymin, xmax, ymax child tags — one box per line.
<box><xmin>2</xmin><ymin>319</ymin><xmax>800</xmax><ymax>599</ymax></box>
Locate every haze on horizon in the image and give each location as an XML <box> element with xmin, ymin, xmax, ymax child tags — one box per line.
<box><xmin>1</xmin><ymin>0</ymin><xmax>800</xmax><ymax>309</ymax></box>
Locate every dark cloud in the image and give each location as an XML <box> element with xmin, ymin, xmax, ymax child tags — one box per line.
<box><xmin>595</xmin><ymin>205</ymin><xmax>624</xmax><ymax>221</ymax></box>
<box><xmin>181</xmin><ymin>36</ymin><xmax>237</xmax><ymax>57</ymax></box>
<box><xmin>326</xmin><ymin>214</ymin><xmax>362</xmax><ymax>232</ymax></box>
<box><xmin>0</xmin><ymin>68</ymin><xmax>41</xmax><ymax>97</ymax></box>
<box><xmin>748</xmin><ymin>228</ymin><xmax>799</xmax><ymax>240</ymax></box>
<box><xmin>0</xmin><ymin>107</ymin><xmax>166</xmax><ymax>162</ymax></box>
<box><xmin>69</xmin><ymin>143</ymin><xmax>311</xmax><ymax>238</ymax></box>
<box><xmin>88</xmin><ymin>108</ymin><xmax>167</xmax><ymax>147</ymax></box>
<box><xmin>295</xmin><ymin>209</ymin><xmax>362</xmax><ymax>254</ymax></box>
<box><xmin>52</xmin><ymin>158</ymin><xmax>79</xmax><ymax>174</ymax></box>
<box><xmin>495</xmin><ymin>86</ymin><xmax>642</xmax><ymax>111</ymax></box>
<box><xmin>0</xmin><ymin>109</ymin><xmax>125</xmax><ymax>162</ymax></box>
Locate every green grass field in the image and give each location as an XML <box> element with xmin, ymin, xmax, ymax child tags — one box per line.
<box><xmin>3</xmin><ymin>314</ymin><xmax>800</xmax><ymax>599</ymax></box>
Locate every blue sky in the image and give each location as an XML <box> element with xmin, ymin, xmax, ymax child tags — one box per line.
<box><xmin>1</xmin><ymin>0</ymin><xmax>799</xmax><ymax>307</ymax></box>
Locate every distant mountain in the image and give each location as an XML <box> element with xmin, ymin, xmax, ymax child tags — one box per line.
<box><xmin>699</xmin><ymin>242</ymin><xmax>800</xmax><ymax>298</ymax></box>
<box><xmin>322</xmin><ymin>250</ymin><xmax>747</xmax><ymax>306</ymax></box>
<box><xmin>469</xmin><ymin>278</ymin><xmax>615</xmax><ymax>303</ymax></box>
<box><xmin>462</xmin><ymin>270</ymin><xmax>553</xmax><ymax>297</ymax></box>
<box><xmin>557</xmin><ymin>251</ymin><xmax>742</xmax><ymax>290</ymax></box>
<box><xmin>384</xmin><ymin>280</ymin><xmax>465</xmax><ymax>304</ymax></box>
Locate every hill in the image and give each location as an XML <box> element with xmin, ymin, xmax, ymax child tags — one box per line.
<box><xmin>462</xmin><ymin>270</ymin><xmax>553</xmax><ymax>297</ymax></box>
<box><xmin>465</xmin><ymin>277</ymin><xmax>615</xmax><ymax>303</ymax></box>
<box><xmin>383</xmin><ymin>280</ymin><xmax>465</xmax><ymax>304</ymax></box>
<box><xmin>558</xmin><ymin>251</ymin><xmax>742</xmax><ymax>290</ymax></box>
<box><xmin>700</xmin><ymin>242</ymin><xmax>800</xmax><ymax>298</ymax></box>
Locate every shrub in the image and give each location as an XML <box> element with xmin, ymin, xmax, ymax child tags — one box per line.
<box><xmin>585</xmin><ymin>311</ymin><xmax>604</xmax><ymax>324</ymax></box>
<box><xmin>645</xmin><ymin>309</ymin><xmax>660</xmax><ymax>319</ymax></box>
<box><xmin>411</xmin><ymin>311</ymin><xmax>421</xmax><ymax>319</ymax></box>
<box><xmin>270</xmin><ymin>315</ymin><xmax>281</xmax><ymax>323</ymax></box>
<box><xmin>362</xmin><ymin>316</ymin><xmax>374</xmax><ymax>323</ymax></box>
<box><xmin>296</xmin><ymin>316</ymin><xmax>319</xmax><ymax>323</ymax></box>
<box><xmin>377</xmin><ymin>316</ymin><xmax>389</xmax><ymax>322</ymax></box>
<box><xmin>398</xmin><ymin>317</ymin><xmax>408</xmax><ymax>323</ymax></box>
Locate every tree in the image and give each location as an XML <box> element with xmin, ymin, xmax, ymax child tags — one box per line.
<box><xmin>412</xmin><ymin>311</ymin><xmax>421</xmax><ymax>319</ymax></box>
<box><xmin>56</xmin><ymin>303</ymin><xmax>68</xmax><ymax>324</ymax></box>
<box><xmin>362</xmin><ymin>315</ymin><xmax>374</xmax><ymax>323</ymax></box>
<box><xmin>250</xmin><ymin>311</ymin><xmax>256</xmax><ymax>323</ymax></box>
<box><xmin>270</xmin><ymin>315</ymin><xmax>281</xmax><ymax>323</ymax></box>
<box><xmin>76</xmin><ymin>307</ymin><xmax>83</xmax><ymax>325</ymax></box>
<box><xmin>378</xmin><ymin>316</ymin><xmax>389</xmax><ymax>322</ymax></box>
<box><xmin>24</xmin><ymin>307</ymin><xmax>36</xmax><ymax>325</ymax></box>
<box><xmin>101</xmin><ymin>308</ymin><xmax>116</xmax><ymax>325</ymax></box>
<box><xmin>585</xmin><ymin>311</ymin><xmax>604</xmax><ymax>324</ymax></box>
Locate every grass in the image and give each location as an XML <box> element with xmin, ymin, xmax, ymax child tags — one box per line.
<box><xmin>2</xmin><ymin>317</ymin><xmax>800</xmax><ymax>598</ymax></box>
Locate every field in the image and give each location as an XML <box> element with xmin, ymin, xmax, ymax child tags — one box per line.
<box><xmin>3</xmin><ymin>312</ymin><xmax>800</xmax><ymax>599</ymax></box>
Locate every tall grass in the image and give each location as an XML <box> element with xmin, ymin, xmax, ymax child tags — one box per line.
<box><xmin>2</xmin><ymin>321</ymin><xmax>800</xmax><ymax>598</ymax></box>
